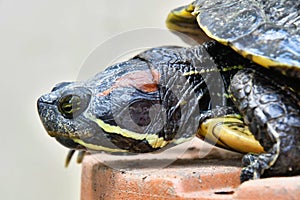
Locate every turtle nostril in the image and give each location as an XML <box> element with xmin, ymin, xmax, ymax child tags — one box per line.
<box><xmin>37</xmin><ymin>96</ymin><xmax>45</xmax><ymax>104</ymax></box>
<box><xmin>37</xmin><ymin>93</ymin><xmax>58</xmax><ymax>105</ymax></box>
<box><xmin>37</xmin><ymin>93</ymin><xmax>59</xmax><ymax>115</ymax></box>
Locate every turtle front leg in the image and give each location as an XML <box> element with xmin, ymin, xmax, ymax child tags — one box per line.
<box><xmin>230</xmin><ymin>67</ymin><xmax>300</xmax><ymax>182</ymax></box>
<box><xmin>240</xmin><ymin>121</ymin><xmax>283</xmax><ymax>182</ymax></box>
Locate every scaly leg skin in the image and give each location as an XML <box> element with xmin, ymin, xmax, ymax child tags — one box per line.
<box><xmin>240</xmin><ymin>149</ymin><xmax>277</xmax><ymax>182</ymax></box>
<box><xmin>230</xmin><ymin>67</ymin><xmax>300</xmax><ymax>182</ymax></box>
<box><xmin>240</xmin><ymin>123</ymin><xmax>281</xmax><ymax>182</ymax></box>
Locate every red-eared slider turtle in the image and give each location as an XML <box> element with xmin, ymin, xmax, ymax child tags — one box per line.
<box><xmin>37</xmin><ymin>0</ymin><xmax>300</xmax><ymax>182</ymax></box>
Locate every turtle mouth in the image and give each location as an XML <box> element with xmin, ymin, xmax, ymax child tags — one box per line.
<box><xmin>55</xmin><ymin>136</ymin><xmax>86</xmax><ymax>150</ymax></box>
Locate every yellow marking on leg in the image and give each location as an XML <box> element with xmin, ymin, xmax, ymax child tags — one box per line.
<box><xmin>198</xmin><ymin>116</ymin><xmax>264</xmax><ymax>153</ymax></box>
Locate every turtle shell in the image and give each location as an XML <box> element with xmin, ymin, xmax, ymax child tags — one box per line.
<box><xmin>192</xmin><ymin>0</ymin><xmax>300</xmax><ymax>78</ymax></box>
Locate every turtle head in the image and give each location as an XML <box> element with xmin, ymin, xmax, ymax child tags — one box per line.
<box><xmin>37</xmin><ymin>57</ymin><xmax>186</xmax><ymax>154</ymax></box>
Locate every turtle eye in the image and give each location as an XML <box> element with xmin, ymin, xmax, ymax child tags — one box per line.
<box><xmin>58</xmin><ymin>94</ymin><xmax>88</xmax><ymax>119</ymax></box>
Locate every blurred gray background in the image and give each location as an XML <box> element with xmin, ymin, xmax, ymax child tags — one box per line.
<box><xmin>0</xmin><ymin>0</ymin><xmax>191</xmax><ymax>199</ymax></box>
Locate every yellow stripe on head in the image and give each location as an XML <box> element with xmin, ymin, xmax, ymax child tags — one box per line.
<box><xmin>73</xmin><ymin>138</ymin><xmax>129</xmax><ymax>153</ymax></box>
<box><xmin>86</xmin><ymin>113</ymin><xmax>170</xmax><ymax>149</ymax></box>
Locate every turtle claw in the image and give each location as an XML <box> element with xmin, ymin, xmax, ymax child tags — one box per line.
<box><xmin>77</xmin><ymin>150</ymin><xmax>86</xmax><ymax>164</ymax></box>
<box><xmin>241</xmin><ymin>167</ymin><xmax>257</xmax><ymax>183</ymax></box>
<box><xmin>65</xmin><ymin>150</ymin><xmax>86</xmax><ymax>167</ymax></box>
<box><xmin>65</xmin><ymin>150</ymin><xmax>76</xmax><ymax>167</ymax></box>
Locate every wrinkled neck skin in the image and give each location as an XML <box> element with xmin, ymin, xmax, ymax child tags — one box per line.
<box><xmin>136</xmin><ymin>41</ymin><xmax>247</xmax><ymax>116</ymax></box>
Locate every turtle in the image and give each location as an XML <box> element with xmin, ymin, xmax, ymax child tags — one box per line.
<box><xmin>37</xmin><ymin>0</ymin><xmax>300</xmax><ymax>182</ymax></box>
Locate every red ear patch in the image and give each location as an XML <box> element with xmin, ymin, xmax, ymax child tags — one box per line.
<box><xmin>98</xmin><ymin>69</ymin><xmax>161</xmax><ymax>96</ymax></box>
